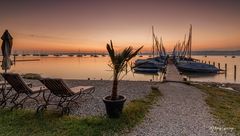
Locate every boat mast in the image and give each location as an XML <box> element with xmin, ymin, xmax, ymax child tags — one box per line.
<box><xmin>187</xmin><ymin>24</ymin><xmax>192</xmax><ymax>59</ymax></box>
<box><xmin>152</xmin><ymin>26</ymin><xmax>155</xmax><ymax>57</ymax></box>
<box><xmin>160</xmin><ymin>37</ymin><xmax>162</xmax><ymax>56</ymax></box>
<box><xmin>181</xmin><ymin>34</ymin><xmax>186</xmax><ymax>58</ymax></box>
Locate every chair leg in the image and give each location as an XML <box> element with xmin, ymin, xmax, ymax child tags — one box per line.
<box><xmin>26</xmin><ymin>92</ymin><xmax>41</xmax><ymax>105</ymax></box>
<box><xmin>36</xmin><ymin>91</ymin><xmax>52</xmax><ymax>113</ymax></box>
<box><xmin>11</xmin><ymin>103</ymin><xmax>23</xmax><ymax>110</ymax></box>
<box><xmin>10</xmin><ymin>93</ymin><xmax>19</xmax><ymax>107</ymax></box>
<box><xmin>0</xmin><ymin>101</ymin><xmax>6</xmax><ymax>108</ymax></box>
<box><xmin>67</xmin><ymin>94</ymin><xmax>80</xmax><ymax>107</ymax></box>
<box><xmin>36</xmin><ymin>104</ymin><xmax>47</xmax><ymax>113</ymax></box>
<box><xmin>11</xmin><ymin>92</ymin><xmax>40</xmax><ymax>110</ymax></box>
<box><xmin>0</xmin><ymin>87</ymin><xmax>13</xmax><ymax>108</ymax></box>
<box><xmin>61</xmin><ymin>107</ymin><xmax>70</xmax><ymax>115</ymax></box>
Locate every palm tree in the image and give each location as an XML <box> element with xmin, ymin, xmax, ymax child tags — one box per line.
<box><xmin>106</xmin><ymin>40</ymin><xmax>143</xmax><ymax>100</ymax></box>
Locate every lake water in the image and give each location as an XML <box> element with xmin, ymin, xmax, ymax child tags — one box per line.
<box><xmin>2</xmin><ymin>55</ymin><xmax>240</xmax><ymax>83</ymax></box>
<box><xmin>6</xmin><ymin>55</ymin><xmax>162</xmax><ymax>81</ymax></box>
<box><xmin>188</xmin><ymin>55</ymin><xmax>240</xmax><ymax>83</ymax></box>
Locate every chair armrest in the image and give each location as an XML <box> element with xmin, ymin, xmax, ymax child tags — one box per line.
<box><xmin>26</xmin><ymin>82</ymin><xmax>33</xmax><ymax>88</ymax></box>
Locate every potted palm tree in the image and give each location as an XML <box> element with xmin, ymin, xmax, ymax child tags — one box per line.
<box><xmin>103</xmin><ymin>40</ymin><xmax>143</xmax><ymax>118</ymax></box>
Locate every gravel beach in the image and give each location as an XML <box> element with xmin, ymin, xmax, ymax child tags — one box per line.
<box><xmin>127</xmin><ymin>82</ymin><xmax>235</xmax><ymax>136</ymax></box>
<box><xmin>1</xmin><ymin>79</ymin><xmax>237</xmax><ymax>135</ymax></box>
<box><xmin>3</xmin><ymin>79</ymin><xmax>155</xmax><ymax>116</ymax></box>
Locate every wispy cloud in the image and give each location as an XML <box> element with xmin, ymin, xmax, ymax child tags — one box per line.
<box><xmin>16</xmin><ymin>32</ymin><xmax>67</xmax><ymax>41</ymax></box>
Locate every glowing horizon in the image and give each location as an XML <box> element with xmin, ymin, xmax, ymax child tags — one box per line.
<box><xmin>1</xmin><ymin>0</ymin><xmax>240</xmax><ymax>53</ymax></box>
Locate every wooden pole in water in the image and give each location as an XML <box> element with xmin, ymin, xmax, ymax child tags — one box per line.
<box><xmin>208</xmin><ymin>61</ymin><xmax>210</xmax><ymax>64</ymax></box>
<box><xmin>218</xmin><ymin>63</ymin><xmax>220</xmax><ymax>69</ymax></box>
<box><xmin>224</xmin><ymin>64</ymin><xmax>227</xmax><ymax>78</ymax></box>
<box><xmin>213</xmin><ymin>62</ymin><xmax>215</xmax><ymax>66</ymax></box>
<box><xmin>13</xmin><ymin>55</ymin><xmax>16</xmax><ymax>64</ymax></box>
<box><xmin>234</xmin><ymin>65</ymin><xmax>236</xmax><ymax>81</ymax></box>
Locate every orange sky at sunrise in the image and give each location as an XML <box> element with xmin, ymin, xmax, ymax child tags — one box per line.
<box><xmin>0</xmin><ymin>0</ymin><xmax>240</xmax><ymax>53</ymax></box>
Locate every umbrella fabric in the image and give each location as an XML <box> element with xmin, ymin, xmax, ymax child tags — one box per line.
<box><xmin>1</xmin><ymin>30</ymin><xmax>13</xmax><ymax>71</ymax></box>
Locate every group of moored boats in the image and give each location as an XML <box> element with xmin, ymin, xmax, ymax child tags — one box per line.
<box><xmin>134</xmin><ymin>56</ymin><xmax>168</xmax><ymax>73</ymax></box>
<box><xmin>173</xmin><ymin>25</ymin><xmax>222</xmax><ymax>73</ymax></box>
<box><xmin>133</xmin><ymin>25</ymin><xmax>222</xmax><ymax>74</ymax></box>
<box><xmin>133</xmin><ymin>26</ymin><xmax>168</xmax><ymax>73</ymax></box>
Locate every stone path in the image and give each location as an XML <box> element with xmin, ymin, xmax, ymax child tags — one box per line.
<box><xmin>128</xmin><ymin>82</ymin><xmax>235</xmax><ymax>136</ymax></box>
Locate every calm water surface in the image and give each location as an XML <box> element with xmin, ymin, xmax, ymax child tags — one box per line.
<box><xmin>7</xmin><ymin>55</ymin><xmax>161</xmax><ymax>81</ymax></box>
<box><xmin>3</xmin><ymin>55</ymin><xmax>240</xmax><ymax>83</ymax></box>
<box><xmin>189</xmin><ymin>55</ymin><xmax>240</xmax><ymax>83</ymax></box>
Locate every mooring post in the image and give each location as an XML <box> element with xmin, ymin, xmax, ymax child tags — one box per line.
<box><xmin>208</xmin><ymin>61</ymin><xmax>210</xmax><ymax>64</ymax></box>
<box><xmin>213</xmin><ymin>62</ymin><xmax>215</xmax><ymax>66</ymax></box>
<box><xmin>225</xmin><ymin>64</ymin><xmax>227</xmax><ymax>71</ymax></box>
<box><xmin>234</xmin><ymin>65</ymin><xmax>236</xmax><ymax>81</ymax></box>
<box><xmin>218</xmin><ymin>63</ymin><xmax>220</xmax><ymax>69</ymax></box>
<box><xmin>13</xmin><ymin>55</ymin><xmax>16</xmax><ymax>65</ymax></box>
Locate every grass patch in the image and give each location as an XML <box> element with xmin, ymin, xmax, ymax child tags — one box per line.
<box><xmin>0</xmin><ymin>88</ymin><xmax>162</xmax><ymax>136</ymax></box>
<box><xmin>193</xmin><ymin>83</ymin><xmax>240</xmax><ymax>135</ymax></box>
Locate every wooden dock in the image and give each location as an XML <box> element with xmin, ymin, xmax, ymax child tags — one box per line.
<box><xmin>164</xmin><ymin>59</ymin><xmax>183</xmax><ymax>82</ymax></box>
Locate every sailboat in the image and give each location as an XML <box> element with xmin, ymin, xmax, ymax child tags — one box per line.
<box><xmin>175</xmin><ymin>25</ymin><xmax>221</xmax><ymax>73</ymax></box>
<box><xmin>134</xmin><ymin>26</ymin><xmax>167</xmax><ymax>73</ymax></box>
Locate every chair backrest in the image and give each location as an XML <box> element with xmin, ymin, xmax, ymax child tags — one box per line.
<box><xmin>39</xmin><ymin>78</ymin><xmax>73</xmax><ymax>97</ymax></box>
<box><xmin>2</xmin><ymin>73</ymin><xmax>32</xmax><ymax>94</ymax></box>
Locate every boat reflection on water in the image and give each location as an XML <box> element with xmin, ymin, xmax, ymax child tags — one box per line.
<box><xmin>182</xmin><ymin>72</ymin><xmax>219</xmax><ymax>81</ymax></box>
<box><xmin>133</xmin><ymin>71</ymin><xmax>159</xmax><ymax>75</ymax></box>
<box><xmin>133</xmin><ymin>71</ymin><xmax>165</xmax><ymax>81</ymax></box>
<box><xmin>182</xmin><ymin>72</ymin><xmax>218</xmax><ymax>78</ymax></box>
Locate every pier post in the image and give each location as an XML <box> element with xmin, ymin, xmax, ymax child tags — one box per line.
<box><xmin>224</xmin><ymin>64</ymin><xmax>227</xmax><ymax>78</ymax></box>
<box><xmin>234</xmin><ymin>65</ymin><xmax>236</xmax><ymax>81</ymax></box>
<box><xmin>208</xmin><ymin>61</ymin><xmax>210</xmax><ymax>64</ymax></box>
<box><xmin>13</xmin><ymin>55</ymin><xmax>16</xmax><ymax>65</ymax></box>
<box><xmin>213</xmin><ymin>62</ymin><xmax>215</xmax><ymax>66</ymax></box>
<box><xmin>218</xmin><ymin>63</ymin><xmax>220</xmax><ymax>69</ymax></box>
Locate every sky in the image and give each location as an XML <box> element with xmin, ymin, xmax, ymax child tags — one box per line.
<box><xmin>0</xmin><ymin>0</ymin><xmax>240</xmax><ymax>53</ymax></box>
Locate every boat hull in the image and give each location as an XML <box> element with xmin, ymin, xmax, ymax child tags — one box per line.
<box><xmin>176</xmin><ymin>61</ymin><xmax>220</xmax><ymax>73</ymax></box>
<box><xmin>134</xmin><ymin>67</ymin><xmax>160</xmax><ymax>73</ymax></box>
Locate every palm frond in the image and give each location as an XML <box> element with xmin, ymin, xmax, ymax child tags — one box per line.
<box><xmin>126</xmin><ymin>46</ymin><xmax>143</xmax><ymax>61</ymax></box>
<box><xmin>106</xmin><ymin>40</ymin><xmax>115</xmax><ymax>64</ymax></box>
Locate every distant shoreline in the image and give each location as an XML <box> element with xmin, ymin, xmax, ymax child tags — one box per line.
<box><xmin>191</xmin><ymin>50</ymin><xmax>240</xmax><ymax>56</ymax></box>
<box><xmin>2</xmin><ymin>50</ymin><xmax>240</xmax><ymax>57</ymax></box>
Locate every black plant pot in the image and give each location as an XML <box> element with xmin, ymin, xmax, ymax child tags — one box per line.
<box><xmin>103</xmin><ymin>95</ymin><xmax>126</xmax><ymax>118</ymax></box>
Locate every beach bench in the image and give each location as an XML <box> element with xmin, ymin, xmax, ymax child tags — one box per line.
<box><xmin>38</xmin><ymin>78</ymin><xmax>95</xmax><ymax>115</ymax></box>
<box><xmin>1</xmin><ymin>73</ymin><xmax>48</xmax><ymax>110</ymax></box>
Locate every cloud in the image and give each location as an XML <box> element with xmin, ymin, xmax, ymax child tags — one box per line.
<box><xmin>16</xmin><ymin>32</ymin><xmax>67</xmax><ymax>41</ymax></box>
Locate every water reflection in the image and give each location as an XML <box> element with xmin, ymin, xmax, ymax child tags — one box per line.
<box><xmin>1</xmin><ymin>55</ymin><xmax>239</xmax><ymax>83</ymax></box>
<box><xmin>6</xmin><ymin>55</ymin><xmax>161</xmax><ymax>81</ymax></box>
<box><xmin>186</xmin><ymin>55</ymin><xmax>240</xmax><ymax>83</ymax></box>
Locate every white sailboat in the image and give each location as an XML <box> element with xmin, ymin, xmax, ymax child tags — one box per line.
<box><xmin>175</xmin><ymin>25</ymin><xmax>221</xmax><ymax>73</ymax></box>
<box><xmin>134</xmin><ymin>26</ymin><xmax>167</xmax><ymax>73</ymax></box>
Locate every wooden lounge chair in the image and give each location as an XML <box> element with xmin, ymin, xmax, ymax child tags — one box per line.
<box><xmin>1</xmin><ymin>73</ymin><xmax>48</xmax><ymax>110</ymax></box>
<box><xmin>38</xmin><ymin>78</ymin><xmax>95</xmax><ymax>115</ymax></box>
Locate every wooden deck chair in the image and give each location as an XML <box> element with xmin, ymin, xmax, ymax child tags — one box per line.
<box><xmin>38</xmin><ymin>78</ymin><xmax>95</xmax><ymax>115</ymax></box>
<box><xmin>1</xmin><ymin>73</ymin><xmax>48</xmax><ymax>110</ymax></box>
